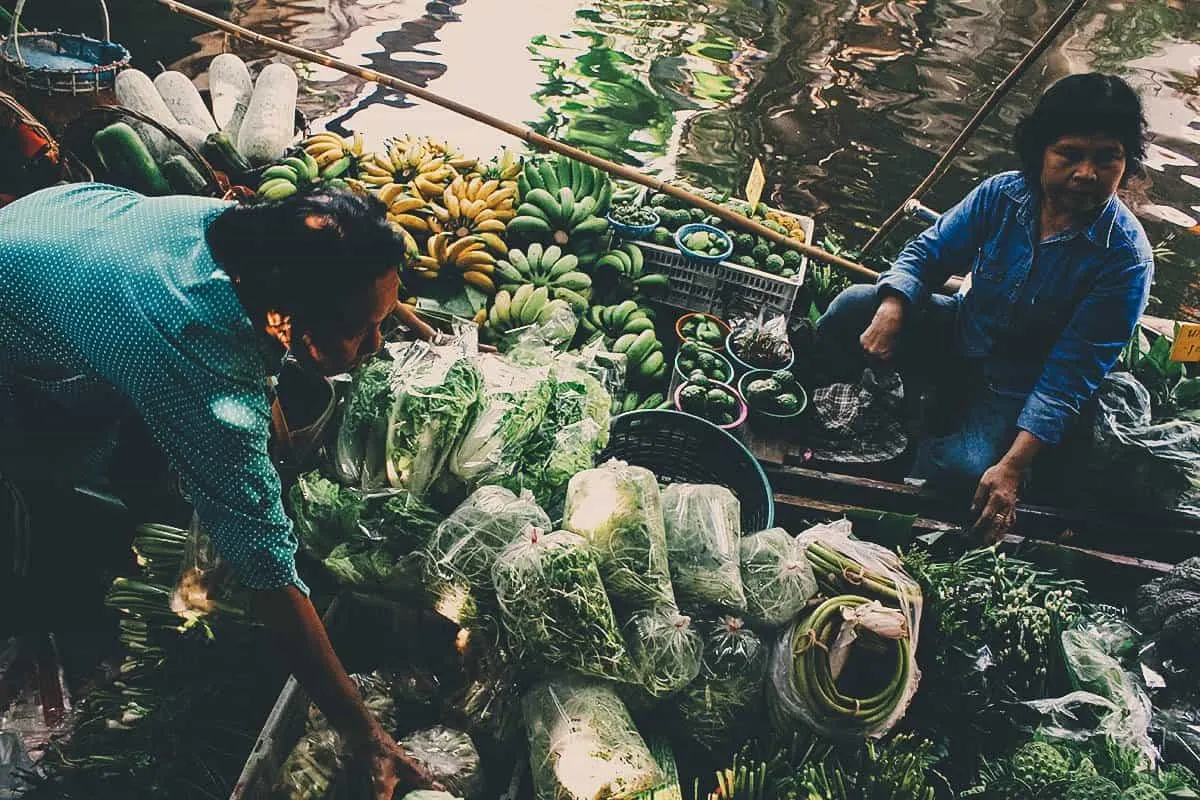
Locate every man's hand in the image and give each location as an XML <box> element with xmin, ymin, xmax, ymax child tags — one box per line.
<box><xmin>970</xmin><ymin>462</ymin><xmax>1021</xmax><ymax>545</ymax></box>
<box><xmin>860</xmin><ymin>294</ymin><xmax>906</xmax><ymax>361</ymax></box>
<box><xmin>349</xmin><ymin>727</ymin><xmax>441</xmax><ymax>800</ymax></box>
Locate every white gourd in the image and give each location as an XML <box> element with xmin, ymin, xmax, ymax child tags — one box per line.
<box><xmin>154</xmin><ymin>71</ymin><xmax>218</xmax><ymax>135</ymax></box>
<box><xmin>207</xmin><ymin>53</ymin><xmax>253</xmax><ymax>140</ymax></box>
<box><xmin>236</xmin><ymin>63</ymin><xmax>298</xmax><ymax>166</ymax></box>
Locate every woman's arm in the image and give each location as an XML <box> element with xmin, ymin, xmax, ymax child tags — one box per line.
<box><xmin>971</xmin><ymin>431</ymin><xmax>1043</xmax><ymax>544</ymax></box>
<box><xmin>254</xmin><ymin>587</ymin><xmax>435</xmax><ymax>798</ymax></box>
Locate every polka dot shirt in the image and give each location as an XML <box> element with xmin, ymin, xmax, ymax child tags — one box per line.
<box><xmin>0</xmin><ymin>183</ymin><xmax>307</xmax><ymax>594</ymax></box>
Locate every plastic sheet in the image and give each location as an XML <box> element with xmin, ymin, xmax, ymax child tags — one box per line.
<box><xmin>422</xmin><ymin>485</ymin><xmax>551</xmax><ymax>593</ymax></box>
<box><xmin>673</xmin><ymin>616</ymin><xmax>767</xmax><ymax>752</ymax></box>
<box><xmin>398</xmin><ymin>726</ymin><xmax>484</xmax><ymax>800</ymax></box>
<box><xmin>1089</xmin><ymin>372</ymin><xmax>1200</xmax><ymax>508</ymax></box>
<box><xmin>623</xmin><ymin>608</ymin><xmax>703</xmax><ymax>698</ymax></box>
<box><xmin>768</xmin><ymin>519</ymin><xmax>922</xmax><ymax>740</ymax></box>
<box><xmin>728</xmin><ymin>309</ymin><xmax>792</xmax><ymax>370</ymax></box>
<box><xmin>738</xmin><ymin>528</ymin><xmax>818</xmax><ymax>629</ymax></box>
<box><xmin>562</xmin><ymin>460</ymin><xmax>676</xmax><ymax>609</ymax></box>
<box><xmin>660</xmin><ymin>484</ymin><xmax>747</xmax><ymax>612</ymax></box>
<box><xmin>492</xmin><ymin>527</ymin><xmax>632</xmax><ymax>682</ymax></box>
<box><xmin>522</xmin><ymin>677</ymin><xmax>662</xmax><ymax>800</ymax></box>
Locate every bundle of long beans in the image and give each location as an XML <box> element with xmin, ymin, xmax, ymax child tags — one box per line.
<box><xmin>804</xmin><ymin>541</ymin><xmax>910</xmax><ymax>606</ymax></box>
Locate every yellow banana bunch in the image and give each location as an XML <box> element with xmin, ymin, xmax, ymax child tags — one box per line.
<box><xmin>361</xmin><ymin>137</ymin><xmax>455</xmax><ymax>200</ymax></box>
<box><xmin>409</xmin><ymin>232</ymin><xmax>498</xmax><ymax>294</ymax></box>
<box><xmin>426</xmin><ymin>174</ymin><xmax>516</xmax><ymax>254</ymax></box>
<box><xmin>301</xmin><ymin>132</ymin><xmax>371</xmax><ymax>180</ymax></box>
<box><xmin>477</xmin><ymin>147</ymin><xmax>522</xmax><ymax>195</ymax></box>
<box><xmin>419</xmin><ymin>137</ymin><xmax>477</xmax><ymax>173</ymax></box>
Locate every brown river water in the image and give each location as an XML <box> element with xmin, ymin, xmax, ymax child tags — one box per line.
<box><xmin>17</xmin><ymin>0</ymin><xmax>1200</xmax><ymax>318</ymax></box>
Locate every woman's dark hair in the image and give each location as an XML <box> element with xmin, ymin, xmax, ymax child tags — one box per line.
<box><xmin>1014</xmin><ymin>72</ymin><xmax>1148</xmax><ymax>184</ymax></box>
<box><xmin>206</xmin><ymin>188</ymin><xmax>405</xmax><ymax>332</ymax></box>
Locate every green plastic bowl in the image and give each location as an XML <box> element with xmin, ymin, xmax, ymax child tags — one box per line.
<box><xmin>737</xmin><ymin>369</ymin><xmax>808</xmax><ymax>424</ymax></box>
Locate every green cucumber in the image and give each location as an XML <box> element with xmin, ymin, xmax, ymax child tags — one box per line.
<box><xmin>201</xmin><ymin>131</ymin><xmax>252</xmax><ymax>177</ymax></box>
<box><xmin>93</xmin><ymin>123</ymin><xmax>171</xmax><ymax>196</ymax></box>
<box><xmin>162</xmin><ymin>155</ymin><xmax>210</xmax><ymax>195</ymax></box>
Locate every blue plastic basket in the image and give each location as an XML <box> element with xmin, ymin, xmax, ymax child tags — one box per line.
<box><xmin>1</xmin><ymin>0</ymin><xmax>129</xmax><ymax>97</ymax></box>
<box><xmin>674</xmin><ymin>223</ymin><xmax>733</xmax><ymax>263</ymax></box>
<box><xmin>606</xmin><ymin>208</ymin><xmax>660</xmax><ymax>240</ymax></box>
<box><xmin>598</xmin><ymin>409</ymin><xmax>775</xmax><ymax>532</ymax></box>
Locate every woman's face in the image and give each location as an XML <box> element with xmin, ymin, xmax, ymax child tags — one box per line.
<box><xmin>1040</xmin><ymin>133</ymin><xmax>1126</xmax><ymax>218</ymax></box>
<box><xmin>298</xmin><ymin>269</ymin><xmax>400</xmax><ymax>375</ymax></box>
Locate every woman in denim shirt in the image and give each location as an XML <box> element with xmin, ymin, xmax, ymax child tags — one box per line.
<box><xmin>817</xmin><ymin>73</ymin><xmax>1154</xmax><ymax>543</ymax></box>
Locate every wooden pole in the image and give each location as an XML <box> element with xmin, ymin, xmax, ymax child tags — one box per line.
<box><xmin>859</xmin><ymin>0</ymin><xmax>1089</xmax><ymax>255</ymax></box>
<box><xmin>157</xmin><ymin>0</ymin><xmax>883</xmax><ymax>283</ymax></box>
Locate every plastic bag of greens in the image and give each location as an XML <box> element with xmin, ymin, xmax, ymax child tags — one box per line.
<box><xmin>400</xmin><ymin>793</ymin><xmax>464</xmax><ymax>800</ymax></box>
<box><xmin>673</xmin><ymin>616</ymin><xmax>767</xmax><ymax>752</ymax></box>
<box><xmin>276</xmin><ymin>726</ymin><xmax>343</xmax><ymax>800</ymax></box>
<box><xmin>769</xmin><ymin>519</ymin><xmax>922</xmax><ymax>740</ymax></box>
<box><xmin>423</xmin><ymin>485</ymin><xmax>552</xmax><ymax>592</ymax></box>
<box><xmin>398</xmin><ymin>726</ymin><xmax>484</xmax><ymax>800</ymax></box>
<box><xmin>333</xmin><ymin>355</ymin><xmax>397</xmax><ymax>488</ymax></box>
<box><xmin>623</xmin><ymin>607</ymin><xmax>703</xmax><ymax>698</ymax></box>
<box><xmin>522</xmin><ymin>677</ymin><xmax>663</xmax><ymax>800</ymax></box>
<box><xmin>738</xmin><ymin>528</ymin><xmax>817</xmax><ymax>628</ymax></box>
<box><xmin>385</xmin><ymin>345</ymin><xmax>483</xmax><ymax>497</ymax></box>
<box><xmin>563</xmin><ymin>460</ymin><xmax>675</xmax><ymax>609</ymax></box>
<box><xmin>661</xmin><ymin>484</ymin><xmax>746</xmax><ymax>612</ymax></box>
<box><xmin>449</xmin><ymin>355</ymin><xmax>554</xmax><ymax>489</ymax></box>
<box><xmin>492</xmin><ymin>527</ymin><xmax>632</xmax><ymax>682</ymax></box>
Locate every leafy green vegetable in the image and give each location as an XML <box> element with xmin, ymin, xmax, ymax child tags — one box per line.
<box><xmin>673</xmin><ymin>616</ymin><xmax>766</xmax><ymax>752</ymax></box>
<box><xmin>563</xmin><ymin>460</ymin><xmax>676</xmax><ymax>608</ymax></box>
<box><xmin>290</xmin><ymin>471</ymin><xmax>367</xmax><ymax>556</ymax></box>
<box><xmin>335</xmin><ymin>357</ymin><xmax>395</xmax><ymax>487</ymax></box>
<box><xmin>385</xmin><ymin>354</ymin><xmax>483</xmax><ymax>498</ymax></box>
<box><xmin>522</xmin><ymin>677</ymin><xmax>662</xmax><ymax>800</ymax></box>
<box><xmin>738</xmin><ymin>528</ymin><xmax>817</xmax><ymax>628</ymax></box>
<box><xmin>493</xmin><ymin>528</ymin><xmax>632</xmax><ymax>682</ymax></box>
<box><xmin>661</xmin><ymin>484</ymin><xmax>746</xmax><ymax>612</ymax></box>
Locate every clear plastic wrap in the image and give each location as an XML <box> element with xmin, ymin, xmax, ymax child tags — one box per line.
<box><xmin>400</xmin><ymin>792</ymin><xmax>465</xmax><ymax>800</ymax></box>
<box><xmin>562</xmin><ymin>460</ymin><xmax>676</xmax><ymax>609</ymax></box>
<box><xmin>422</xmin><ymin>485</ymin><xmax>552</xmax><ymax>592</ymax></box>
<box><xmin>449</xmin><ymin>356</ymin><xmax>554</xmax><ymax>489</ymax></box>
<box><xmin>728</xmin><ymin>309</ymin><xmax>792</xmax><ymax>370</ymax></box>
<box><xmin>493</xmin><ymin>301</ymin><xmax>580</xmax><ymax>354</ymax></box>
<box><xmin>768</xmin><ymin>519</ymin><xmax>922</xmax><ymax>740</ymax></box>
<box><xmin>1088</xmin><ymin>372</ymin><xmax>1200</xmax><ymax>508</ymax></box>
<box><xmin>623</xmin><ymin>608</ymin><xmax>703</xmax><ymax>698</ymax></box>
<box><xmin>384</xmin><ymin>346</ymin><xmax>483</xmax><ymax>497</ymax></box>
<box><xmin>522</xmin><ymin>677</ymin><xmax>663</xmax><ymax>800</ymax></box>
<box><xmin>398</xmin><ymin>726</ymin><xmax>484</xmax><ymax>800</ymax></box>
<box><xmin>660</xmin><ymin>484</ymin><xmax>747</xmax><ymax>612</ymax></box>
<box><xmin>674</xmin><ymin>616</ymin><xmax>768</xmax><ymax>752</ymax></box>
<box><xmin>492</xmin><ymin>527</ymin><xmax>632</xmax><ymax>682</ymax></box>
<box><xmin>333</xmin><ymin>355</ymin><xmax>397</xmax><ymax>489</ymax></box>
<box><xmin>738</xmin><ymin>528</ymin><xmax>818</xmax><ymax>629</ymax></box>
<box><xmin>276</xmin><ymin>726</ymin><xmax>344</xmax><ymax>800</ymax></box>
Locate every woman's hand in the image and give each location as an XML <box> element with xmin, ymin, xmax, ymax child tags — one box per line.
<box><xmin>970</xmin><ymin>462</ymin><xmax>1021</xmax><ymax>545</ymax></box>
<box><xmin>860</xmin><ymin>294</ymin><xmax>906</xmax><ymax>361</ymax></box>
<box><xmin>350</xmin><ymin>726</ymin><xmax>441</xmax><ymax>800</ymax></box>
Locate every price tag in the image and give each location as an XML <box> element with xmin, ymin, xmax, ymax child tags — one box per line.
<box><xmin>1170</xmin><ymin>323</ymin><xmax>1200</xmax><ymax>362</ymax></box>
<box><xmin>744</xmin><ymin>158</ymin><xmax>766</xmax><ymax>211</ymax></box>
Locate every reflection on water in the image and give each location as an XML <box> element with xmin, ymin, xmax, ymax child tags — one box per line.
<box><xmin>25</xmin><ymin>0</ymin><xmax>1198</xmax><ymax>316</ymax></box>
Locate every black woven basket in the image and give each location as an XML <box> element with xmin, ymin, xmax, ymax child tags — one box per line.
<box><xmin>598</xmin><ymin>409</ymin><xmax>775</xmax><ymax>532</ymax></box>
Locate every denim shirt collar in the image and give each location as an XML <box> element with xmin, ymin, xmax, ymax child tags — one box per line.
<box><xmin>1001</xmin><ymin>174</ymin><xmax>1120</xmax><ymax>248</ymax></box>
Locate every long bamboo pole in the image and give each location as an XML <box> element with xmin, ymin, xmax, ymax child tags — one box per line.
<box><xmin>157</xmin><ymin>0</ymin><xmax>884</xmax><ymax>282</ymax></box>
<box><xmin>859</xmin><ymin>0</ymin><xmax>1089</xmax><ymax>255</ymax></box>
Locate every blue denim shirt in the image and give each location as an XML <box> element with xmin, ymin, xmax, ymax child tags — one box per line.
<box><xmin>878</xmin><ymin>171</ymin><xmax>1153</xmax><ymax>445</ymax></box>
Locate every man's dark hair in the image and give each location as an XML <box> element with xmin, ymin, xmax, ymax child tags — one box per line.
<box><xmin>1013</xmin><ymin>72</ymin><xmax>1148</xmax><ymax>185</ymax></box>
<box><xmin>206</xmin><ymin>188</ymin><xmax>405</xmax><ymax>332</ymax></box>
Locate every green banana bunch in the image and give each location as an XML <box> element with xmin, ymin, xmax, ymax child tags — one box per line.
<box><xmin>508</xmin><ymin>184</ymin><xmax>610</xmax><ymax>248</ymax></box>
<box><xmin>256</xmin><ymin>151</ymin><xmax>322</xmax><ymax>200</ymax></box>
<box><xmin>483</xmin><ymin>284</ymin><xmax>571</xmax><ymax>342</ymax></box>
<box><xmin>610</xmin><ymin>390</ymin><xmax>673</xmax><ymax>415</ymax></box>
<box><xmin>580</xmin><ymin>299</ymin><xmax>656</xmax><ymax>346</ymax></box>
<box><xmin>611</xmin><ymin>325</ymin><xmax>668</xmax><ymax>389</ymax></box>
<box><xmin>595</xmin><ymin>242</ymin><xmax>670</xmax><ymax>300</ymax></box>
<box><xmin>494</xmin><ymin>242</ymin><xmax>593</xmax><ymax>312</ymax></box>
<box><xmin>517</xmin><ymin>155</ymin><xmax>613</xmax><ymax>217</ymax></box>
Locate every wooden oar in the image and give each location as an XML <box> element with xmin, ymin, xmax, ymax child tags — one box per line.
<box><xmin>156</xmin><ymin>0</ymin><xmax>884</xmax><ymax>284</ymax></box>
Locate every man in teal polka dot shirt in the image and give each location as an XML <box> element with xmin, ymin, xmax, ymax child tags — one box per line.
<box><xmin>0</xmin><ymin>183</ymin><xmax>437</xmax><ymax>798</ymax></box>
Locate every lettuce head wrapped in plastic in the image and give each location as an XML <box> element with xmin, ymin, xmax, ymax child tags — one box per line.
<box><xmin>624</xmin><ymin>607</ymin><xmax>703</xmax><ymax>698</ymax></box>
<box><xmin>673</xmin><ymin>616</ymin><xmax>767</xmax><ymax>752</ymax></box>
<box><xmin>661</xmin><ymin>484</ymin><xmax>747</xmax><ymax>612</ymax></box>
<box><xmin>563</xmin><ymin>460</ymin><xmax>675</xmax><ymax>609</ymax></box>
<box><xmin>333</xmin><ymin>355</ymin><xmax>396</xmax><ymax>488</ymax></box>
<box><xmin>385</xmin><ymin>348</ymin><xmax>483</xmax><ymax>497</ymax></box>
<box><xmin>738</xmin><ymin>528</ymin><xmax>817</xmax><ymax>628</ymax></box>
<box><xmin>492</xmin><ymin>527</ymin><xmax>632</xmax><ymax>682</ymax></box>
<box><xmin>398</xmin><ymin>726</ymin><xmax>483</xmax><ymax>800</ymax></box>
<box><xmin>522</xmin><ymin>677</ymin><xmax>662</xmax><ymax>800</ymax></box>
<box><xmin>423</xmin><ymin>485</ymin><xmax>552</xmax><ymax>591</ymax></box>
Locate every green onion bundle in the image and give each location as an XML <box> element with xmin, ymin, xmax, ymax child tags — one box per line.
<box><xmin>492</xmin><ymin>527</ymin><xmax>632</xmax><ymax>682</ymax></box>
